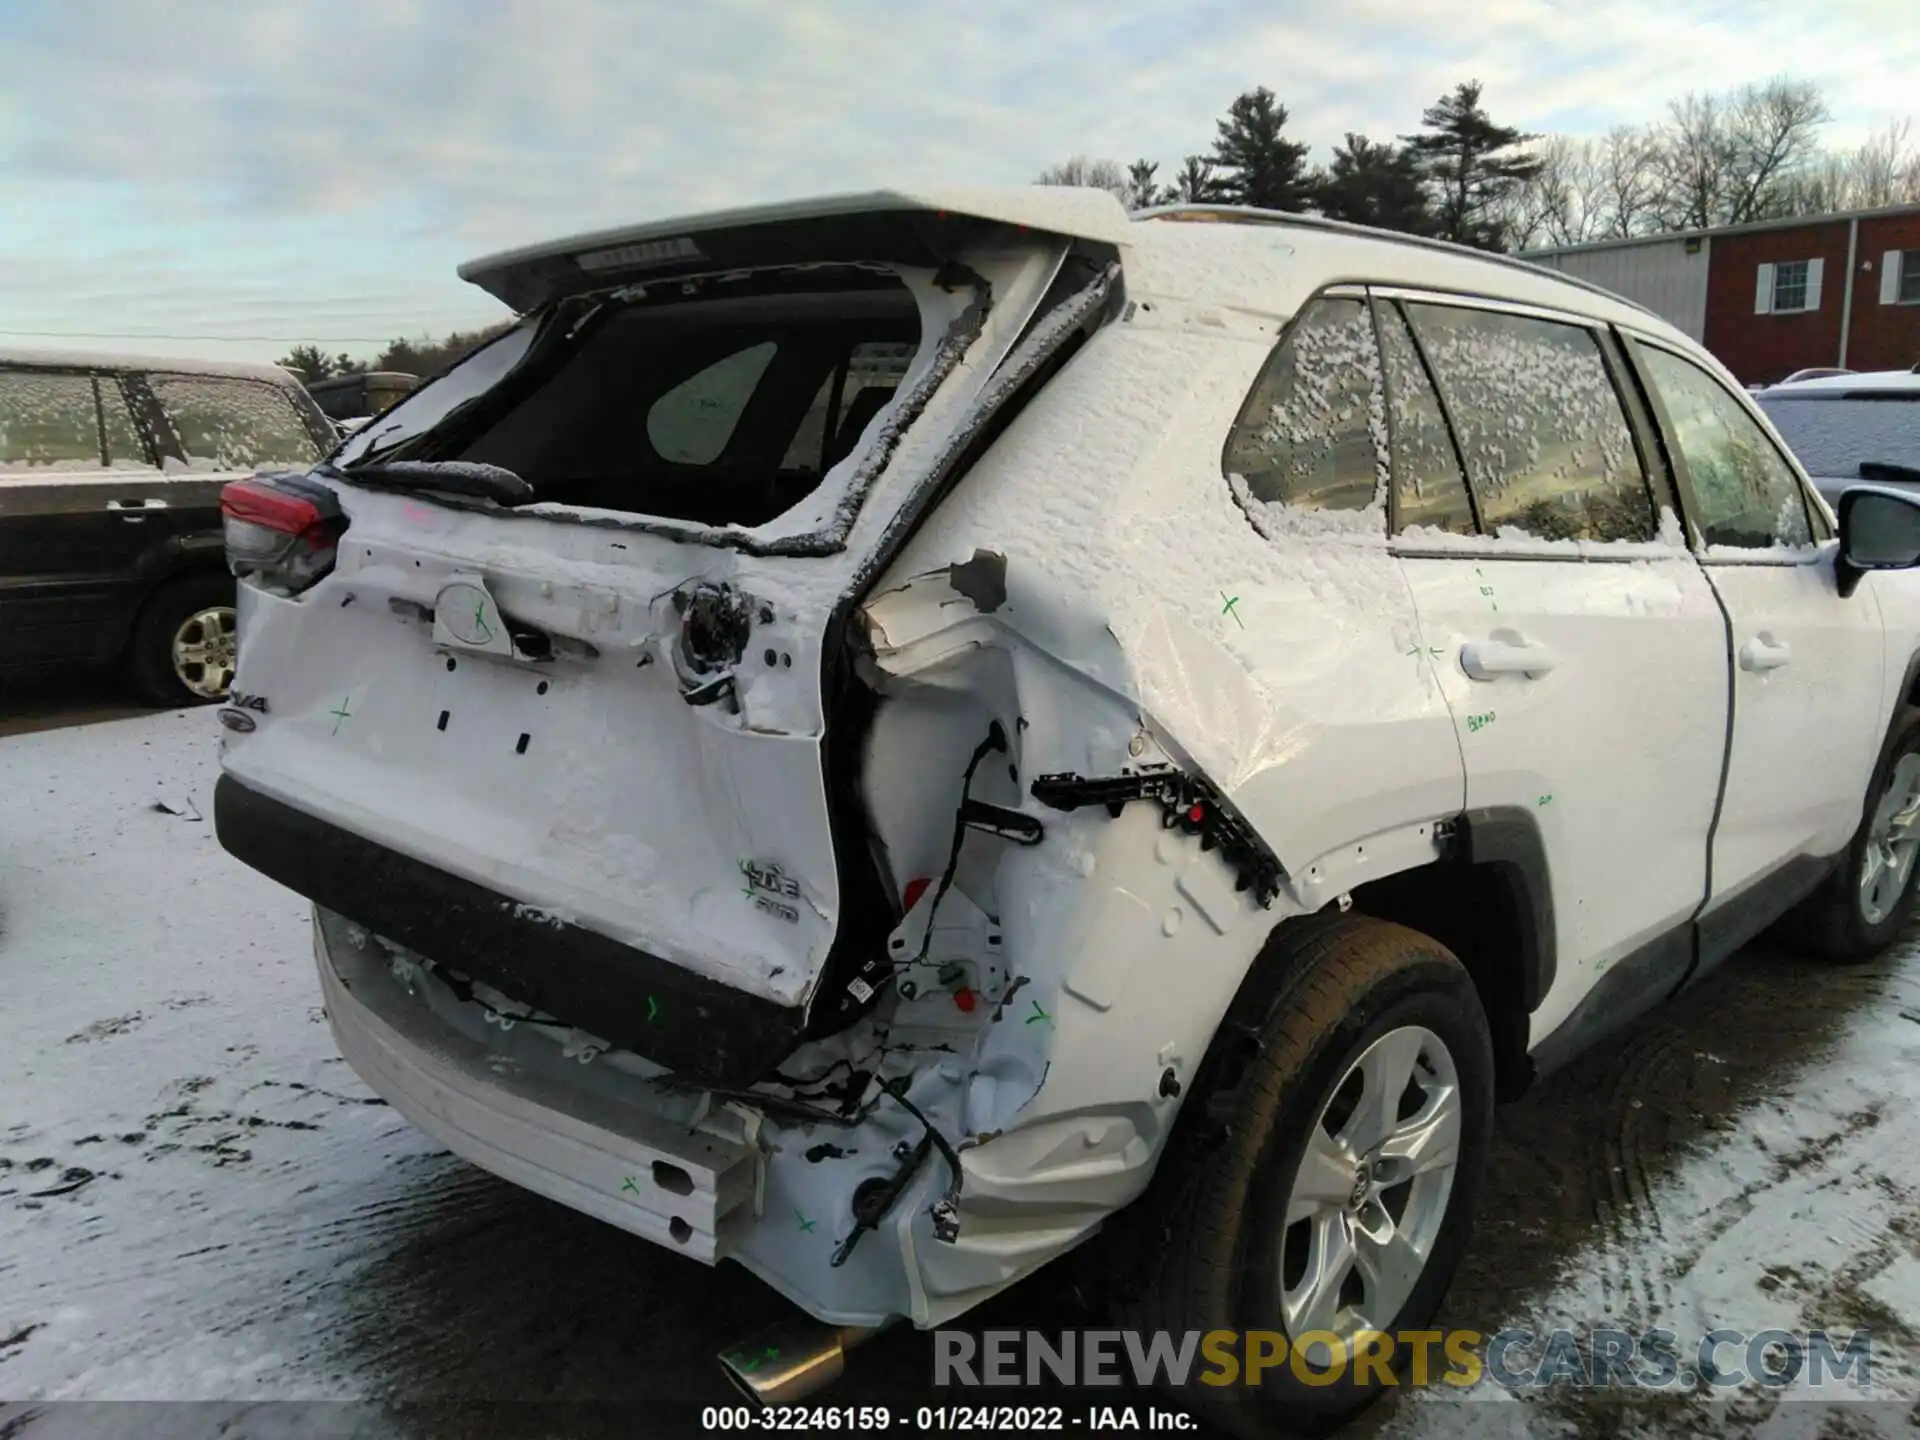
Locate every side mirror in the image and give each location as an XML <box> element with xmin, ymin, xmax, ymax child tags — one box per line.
<box><xmin>1836</xmin><ymin>484</ymin><xmax>1920</xmax><ymax>597</ymax></box>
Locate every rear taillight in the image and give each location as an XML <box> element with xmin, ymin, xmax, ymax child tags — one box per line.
<box><xmin>221</xmin><ymin>472</ymin><xmax>346</xmax><ymax>594</ymax></box>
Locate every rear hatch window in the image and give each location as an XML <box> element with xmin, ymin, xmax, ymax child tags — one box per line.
<box><xmin>338</xmin><ymin>270</ymin><xmax>924</xmax><ymax>530</ymax></box>
<box><xmin>1757</xmin><ymin>392</ymin><xmax>1920</xmax><ymax>480</ymax></box>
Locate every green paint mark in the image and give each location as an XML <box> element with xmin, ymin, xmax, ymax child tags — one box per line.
<box><xmin>730</xmin><ymin>1345</ymin><xmax>781</xmax><ymax>1373</ymax></box>
<box><xmin>1025</xmin><ymin>999</ymin><xmax>1052</xmax><ymax>1026</ymax></box>
<box><xmin>794</xmin><ymin>1208</ymin><xmax>816</xmax><ymax>1233</ymax></box>
<box><xmin>472</xmin><ymin>598</ymin><xmax>493</xmax><ymax>643</ymax></box>
<box><xmin>1466</xmin><ymin>711</ymin><xmax>1496</xmax><ymax>733</ymax></box>
<box><xmin>1220</xmin><ymin>592</ymin><xmax>1243</xmax><ymax>628</ymax></box>
<box><xmin>645</xmin><ymin>996</ymin><xmax>660</xmax><ymax>1024</ymax></box>
<box><xmin>621</xmin><ymin>1175</ymin><xmax>639</xmax><ymax>1196</ymax></box>
<box><xmin>1538</xmin><ymin>794</ymin><xmax>1553</xmax><ymax>806</ymax></box>
<box><xmin>1406</xmin><ymin>644</ymin><xmax>1444</xmax><ymax>659</ymax></box>
<box><xmin>329</xmin><ymin>697</ymin><xmax>353</xmax><ymax>735</ymax></box>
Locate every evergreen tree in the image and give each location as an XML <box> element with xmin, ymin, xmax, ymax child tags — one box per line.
<box><xmin>1209</xmin><ymin>88</ymin><xmax>1313</xmax><ymax>211</ymax></box>
<box><xmin>1314</xmin><ymin>134</ymin><xmax>1434</xmax><ymax>234</ymax></box>
<box><xmin>1402</xmin><ymin>80</ymin><xmax>1543</xmax><ymax>250</ymax></box>
<box><xmin>1173</xmin><ymin>155</ymin><xmax>1223</xmax><ymax>203</ymax></box>
<box><xmin>1125</xmin><ymin>159</ymin><xmax>1168</xmax><ymax>210</ymax></box>
<box><xmin>276</xmin><ymin>344</ymin><xmax>334</xmax><ymax>383</ymax></box>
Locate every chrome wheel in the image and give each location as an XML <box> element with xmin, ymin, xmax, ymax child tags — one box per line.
<box><xmin>1281</xmin><ymin>1025</ymin><xmax>1461</xmax><ymax>1357</ymax></box>
<box><xmin>171</xmin><ymin>606</ymin><xmax>237</xmax><ymax>699</ymax></box>
<box><xmin>1860</xmin><ymin>753</ymin><xmax>1920</xmax><ymax>926</ymax></box>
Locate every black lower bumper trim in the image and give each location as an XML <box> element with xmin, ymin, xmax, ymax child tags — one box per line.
<box><xmin>214</xmin><ymin>774</ymin><xmax>806</xmax><ymax>1089</ymax></box>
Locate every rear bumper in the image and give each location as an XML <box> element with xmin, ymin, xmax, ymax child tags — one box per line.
<box><xmin>316</xmin><ymin>912</ymin><xmax>758</xmax><ymax>1263</ymax></box>
<box><xmin>214</xmin><ymin>773</ymin><xmax>807</xmax><ymax>1088</ymax></box>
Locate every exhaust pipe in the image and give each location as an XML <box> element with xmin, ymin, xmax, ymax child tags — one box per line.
<box><xmin>719</xmin><ymin>1318</ymin><xmax>885</xmax><ymax>1406</ymax></box>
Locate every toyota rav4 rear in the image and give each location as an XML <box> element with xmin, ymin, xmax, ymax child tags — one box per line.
<box><xmin>214</xmin><ymin>190</ymin><xmax>1160</xmax><ymax>1330</ymax></box>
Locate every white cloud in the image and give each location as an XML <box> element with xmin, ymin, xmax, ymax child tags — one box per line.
<box><xmin>1</xmin><ymin>0</ymin><xmax>1914</xmax><ymax>361</ymax></box>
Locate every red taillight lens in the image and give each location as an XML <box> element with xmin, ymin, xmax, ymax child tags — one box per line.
<box><xmin>221</xmin><ymin>473</ymin><xmax>345</xmax><ymax>594</ymax></box>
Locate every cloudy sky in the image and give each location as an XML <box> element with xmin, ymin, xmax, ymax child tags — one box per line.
<box><xmin>3</xmin><ymin>0</ymin><xmax>1916</xmax><ymax>365</ymax></box>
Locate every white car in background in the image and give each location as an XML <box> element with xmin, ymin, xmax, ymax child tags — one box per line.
<box><xmin>211</xmin><ymin>189</ymin><xmax>1920</xmax><ymax>1435</ymax></box>
<box><xmin>1756</xmin><ymin>366</ymin><xmax>1920</xmax><ymax>505</ymax></box>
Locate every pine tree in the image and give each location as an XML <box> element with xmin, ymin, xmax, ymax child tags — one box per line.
<box><xmin>1314</xmin><ymin>135</ymin><xmax>1434</xmax><ymax>234</ymax></box>
<box><xmin>1173</xmin><ymin>155</ymin><xmax>1223</xmax><ymax>203</ymax></box>
<box><xmin>277</xmin><ymin>345</ymin><xmax>334</xmax><ymax>383</ymax></box>
<box><xmin>1125</xmin><ymin>159</ymin><xmax>1168</xmax><ymax>210</ymax></box>
<box><xmin>1402</xmin><ymin>81</ymin><xmax>1543</xmax><ymax>250</ymax></box>
<box><xmin>1209</xmin><ymin>88</ymin><xmax>1313</xmax><ymax>211</ymax></box>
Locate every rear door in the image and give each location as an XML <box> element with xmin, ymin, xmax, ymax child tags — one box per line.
<box><xmin>1386</xmin><ymin>292</ymin><xmax>1730</xmax><ymax>1055</ymax></box>
<box><xmin>1629</xmin><ymin>339</ymin><xmax>1886</xmax><ymax>967</ymax></box>
<box><xmin>216</xmin><ymin>208</ymin><xmax>1111</xmax><ymax>1080</ymax></box>
<box><xmin>0</xmin><ymin>366</ymin><xmax>169</xmax><ymax>667</ymax></box>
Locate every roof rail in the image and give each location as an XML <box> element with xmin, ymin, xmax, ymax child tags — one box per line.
<box><xmin>1129</xmin><ymin>204</ymin><xmax>1657</xmax><ymax>318</ymax></box>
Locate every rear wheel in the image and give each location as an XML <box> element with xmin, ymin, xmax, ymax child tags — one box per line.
<box><xmin>1789</xmin><ymin>716</ymin><xmax>1920</xmax><ymax>961</ymax></box>
<box><xmin>130</xmin><ymin>572</ymin><xmax>238</xmax><ymax>707</ymax></box>
<box><xmin>1129</xmin><ymin>914</ymin><xmax>1495</xmax><ymax>1437</ymax></box>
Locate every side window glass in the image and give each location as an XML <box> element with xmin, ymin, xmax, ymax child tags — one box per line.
<box><xmin>1638</xmin><ymin>347</ymin><xmax>1813</xmax><ymax>549</ymax></box>
<box><xmin>1376</xmin><ymin>303</ymin><xmax>1476</xmax><ymax>535</ymax></box>
<box><xmin>1224</xmin><ymin>296</ymin><xmax>1385</xmax><ymax>514</ymax></box>
<box><xmin>1407</xmin><ymin>303</ymin><xmax>1657</xmax><ymax>543</ymax></box>
<box><xmin>647</xmin><ymin>342</ymin><xmax>778</xmax><ymax>465</ymax></box>
<box><xmin>151</xmin><ymin>375</ymin><xmax>324</xmax><ymax>471</ymax></box>
<box><xmin>97</xmin><ymin>378</ymin><xmax>157</xmax><ymax>470</ymax></box>
<box><xmin>0</xmin><ymin>370</ymin><xmax>103</xmax><ymax>471</ymax></box>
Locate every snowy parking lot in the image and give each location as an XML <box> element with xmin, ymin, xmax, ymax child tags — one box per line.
<box><xmin>4</xmin><ymin>709</ymin><xmax>1920</xmax><ymax>1439</ymax></box>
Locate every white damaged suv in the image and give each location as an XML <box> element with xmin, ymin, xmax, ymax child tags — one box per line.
<box><xmin>214</xmin><ymin>189</ymin><xmax>1920</xmax><ymax>1433</ymax></box>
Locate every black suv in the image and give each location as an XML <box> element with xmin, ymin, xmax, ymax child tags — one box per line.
<box><xmin>0</xmin><ymin>350</ymin><xmax>335</xmax><ymax>704</ymax></box>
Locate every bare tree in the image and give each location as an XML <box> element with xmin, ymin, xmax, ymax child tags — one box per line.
<box><xmin>1777</xmin><ymin>120</ymin><xmax>1920</xmax><ymax>214</ymax></box>
<box><xmin>1647</xmin><ymin>78</ymin><xmax>1829</xmax><ymax>229</ymax></box>
<box><xmin>1035</xmin><ymin>155</ymin><xmax>1130</xmax><ymax>200</ymax></box>
<box><xmin>1597</xmin><ymin>126</ymin><xmax>1662</xmax><ymax>238</ymax></box>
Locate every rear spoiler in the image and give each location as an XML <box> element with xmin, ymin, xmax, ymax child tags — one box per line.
<box><xmin>457</xmin><ymin>187</ymin><xmax>1132</xmax><ymax>312</ymax></box>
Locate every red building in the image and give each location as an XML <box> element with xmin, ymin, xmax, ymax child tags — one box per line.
<box><xmin>1527</xmin><ymin>204</ymin><xmax>1920</xmax><ymax>385</ymax></box>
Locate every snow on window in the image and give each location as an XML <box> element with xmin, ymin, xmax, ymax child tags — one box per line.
<box><xmin>1407</xmin><ymin>303</ymin><xmax>1655</xmax><ymax>544</ymax></box>
<box><xmin>1641</xmin><ymin>347</ymin><xmax>1813</xmax><ymax>550</ymax></box>
<box><xmin>151</xmin><ymin>375</ymin><xmax>322</xmax><ymax>473</ymax></box>
<box><xmin>1224</xmin><ymin>296</ymin><xmax>1387</xmax><ymax>516</ymax></box>
<box><xmin>98</xmin><ymin>379</ymin><xmax>157</xmax><ymax>469</ymax></box>
<box><xmin>1376</xmin><ymin>304</ymin><xmax>1475</xmax><ymax>536</ymax></box>
<box><xmin>0</xmin><ymin>370</ymin><xmax>103</xmax><ymax>472</ymax></box>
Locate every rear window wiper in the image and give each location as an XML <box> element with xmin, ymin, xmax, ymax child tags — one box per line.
<box><xmin>1860</xmin><ymin>461</ymin><xmax>1920</xmax><ymax>485</ymax></box>
<box><xmin>339</xmin><ymin>459</ymin><xmax>535</xmax><ymax>505</ymax></box>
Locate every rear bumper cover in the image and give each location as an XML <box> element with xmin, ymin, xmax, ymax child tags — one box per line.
<box><xmin>315</xmin><ymin>913</ymin><xmax>757</xmax><ymax>1262</ymax></box>
<box><xmin>214</xmin><ymin>773</ymin><xmax>808</xmax><ymax>1088</ymax></box>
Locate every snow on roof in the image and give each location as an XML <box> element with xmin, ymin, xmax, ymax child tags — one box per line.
<box><xmin>0</xmin><ymin>345</ymin><xmax>304</xmax><ymax>387</ymax></box>
<box><xmin>1762</xmin><ymin>367</ymin><xmax>1920</xmax><ymax>396</ymax></box>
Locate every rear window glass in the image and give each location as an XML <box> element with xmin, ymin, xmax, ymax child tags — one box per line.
<box><xmin>1756</xmin><ymin>394</ymin><xmax>1920</xmax><ymax>481</ymax></box>
<box><xmin>0</xmin><ymin>370</ymin><xmax>102</xmax><ymax>471</ymax></box>
<box><xmin>151</xmin><ymin>375</ymin><xmax>323</xmax><ymax>472</ymax></box>
<box><xmin>647</xmin><ymin>342</ymin><xmax>778</xmax><ymax>464</ymax></box>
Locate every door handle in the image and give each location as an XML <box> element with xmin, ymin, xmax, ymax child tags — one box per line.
<box><xmin>1739</xmin><ymin>635</ymin><xmax>1792</xmax><ymax>672</ymax></box>
<box><xmin>1459</xmin><ymin>637</ymin><xmax>1557</xmax><ymax>680</ymax></box>
<box><xmin>106</xmin><ymin>497</ymin><xmax>167</xmax><ymax>522</ymax></box>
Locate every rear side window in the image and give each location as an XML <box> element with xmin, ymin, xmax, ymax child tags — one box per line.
<box><xmin>647</xmin><ymin>342</ymin><xmax>778</xmax><ymax>464</ymax></box>
<box><xmin>1224</xmin><ymin>296</ymin><xmax>1386</xmax><ymax>513</ymax></box>
<box><xmin>0</xmin><ymin>370</ymin><xmax>102</xmax><ymax>471</ymax></box>
<box><xmin>1406</xmin><ymin>303</ymin><xmax>1657</xmax><ymax>543</ymax></box>
<box><xmin>1376</xmin><ymin>303</ymin><xmax>1476</xmax><ymax>535</ymax></box>
<box><xmin>781</xmin><ymin>342</ymin><xmax>916</xmax><ymax>475</ymax></box>
<box><xmin>150</xmin><ymin>374</ymin><xmax>324</xmax><ymax>472</ymax></box>
<box><xmin>1638</xmin><ymin>347</ymin><xmax>1813</xmax><ymax>549</ymax></box>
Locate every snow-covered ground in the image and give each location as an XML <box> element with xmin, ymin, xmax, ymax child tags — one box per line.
<box><xmin>3</xmin><ymin>710</ymin><xmax>1920</xmax><ymax>1438</ymax></box>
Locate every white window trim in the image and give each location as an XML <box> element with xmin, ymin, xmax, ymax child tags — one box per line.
<box><xmin>1884</xmin><ymin>249</ymin><xmax>1920</xmax><ymax>307</ymax></box>
<box><xmin>1759</xmin><ymin>258</ymin><xmax>1822</xmax><ymax>315</ymax></box>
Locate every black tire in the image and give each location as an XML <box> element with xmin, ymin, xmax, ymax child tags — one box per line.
<box><xmin>1787</xmin><ymin>713</ymin><xmax>1920</xmax><ymax>962</ymax></box>
<box><xmin>128</xmin><ymin>571</ymin><xmax>238</xmax><ymax>707</ymax></box>
<box><xmin>1126</xmin><ymin>913</ymin><xmax>1495</xmax><ymax>1438</ymax></box>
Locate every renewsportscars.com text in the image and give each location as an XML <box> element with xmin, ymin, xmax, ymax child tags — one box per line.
<box><xmin>933</xmin><ymin>1327</ymin><xmax>1874</xmax><ymax>1391</ymax></box>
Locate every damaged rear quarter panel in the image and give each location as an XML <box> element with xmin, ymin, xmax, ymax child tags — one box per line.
<box><xmin>850</xmin><ymin>280</ymin><xmax>1468</xmax><ymax>1315</ymax></box>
